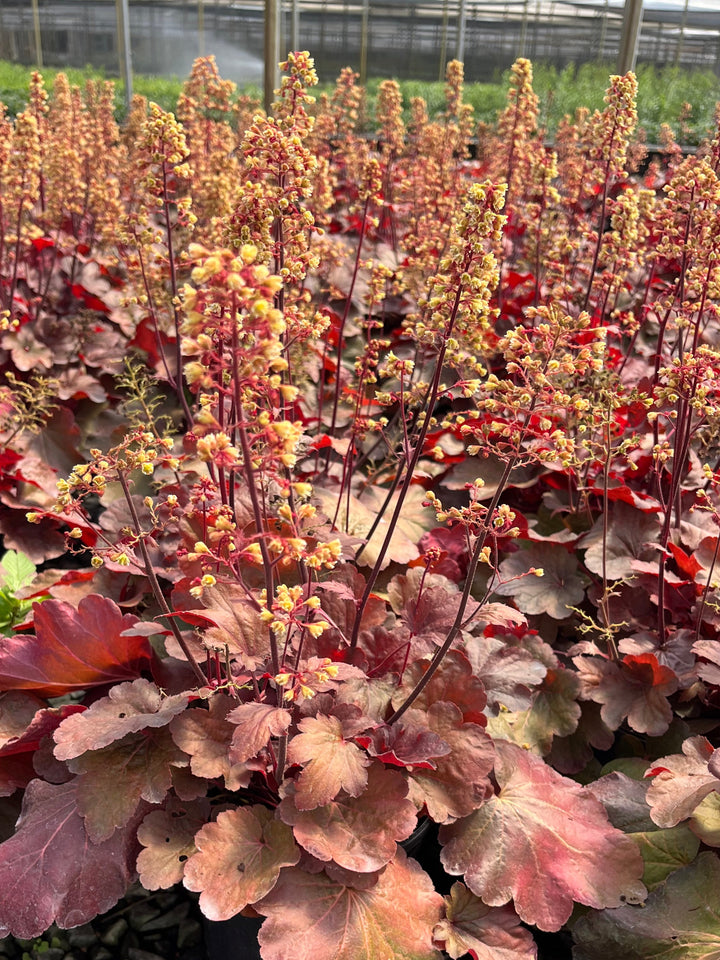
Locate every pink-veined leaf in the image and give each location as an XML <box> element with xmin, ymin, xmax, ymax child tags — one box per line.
<box><xmin>573</xmin><ymin>852</ymin><xmax>720</xmax><ymax>960</ymax></box>
<box><xmin>183</xmin><ymin>805</ymin><xmax>300</xmax><ymax>920</ymax></box>
<box><xmin>644</xmin><ymin>735</ymin><xmax>720</xmax><ymax>828</ymax></box>
<box><xmin>0</xmin><ymin>778</ymin><xmax>141</xmax><ymax>939</ymax></box>
<box><xmin>278</xmin><ymin>765</ymin><xmax>417</xmax><ymax>872</ymax></box>
<box><xmin>53</xmin><ymin>679</ymin><xmax>189</xmax><ymax>761</ymax></box>
<box><xmin>0</xmin><ymin>595</ymin><xmax>151</xmax><ymax>696</ymax></box>
<box><xmin>439</xmin><ymin>741</ymin><xmax>646</xmax><ymax>931</ymax></box>
<box><xmin>286</xmin><ymin>714</ymin><xmax>371</xmax><ymax>810</ymax></box>
<box><xmin>136</xmin><ymin>798</ymin><xmax>211</xmax><ymax>890</ymax></box>
<box><xmin>433</xmin><ymin>882</ymin><xmax>537</xmax><ymax>960</ymax></box>
<box><xmin>256</xmin><ymin>849</ymin><xmax>443</xmax><ymax>960</ymax></box>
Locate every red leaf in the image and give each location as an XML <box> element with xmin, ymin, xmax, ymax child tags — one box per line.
<box><xmin>356</xmin><ymin>720</ymin><xmax>451</xmax><ymax>770</ymax></box>
<box><xmin>256</xmin><ymin>850</ymin><xmax>443</xmax><ymax>960</ymax></box>
<box><xmin>70</xmin><ymin>282</ymin><xmax>109</xmax><ymax>313</ymax></box>
<box><xmin>573</xmin><ymin>653</ymin><xmax>678</xmax><ymax>736</ymax></box>
<box><xmin>440</xmin><ymin>741</ymin><xmax>646</xmax><ymax>931</ymax></box>
<box><xmin>403</xmin><ymin>702</ymin><xmax>494</xmax><ymax>823</ymax></box>
<box><xmin>667</xmin><ymin>543</ymin><xmax>703</xmax><ymax>580</ymax></box>
<box><xmin>645</xmin><ymin>736</ymin><xmax>720</xmax><ymax>828</ymax></box>
<box><xmin>183</xmin><ymin>805</ymin><xmax>300</xmax><ymax>920</ymax></box>
<box><xmin>0</xmin><ymin>701</ymin><xmax>84</xmax><ymax>794</ymax></box>
<box><xmin>0</xmin><ymin>779</ymin><xmax>140</xmax><ymax>938</ymax></box>
<box><xmin>278</xmin><ymin>765</ymin><xmax>417</xmax><ymax>872</ymax></box>
<box><xmin>53</xmin><ymin>679</ymin><xmax>189</xmax><ymax>760</ymax></box>
<box><xmin>433</xmin><ymin>882</ymin><xmax>537</xmax><ymax>960</ymax></box>
<box><xmin>287</xmin><ymin>714</ymin><xmax>371</xmax><ymax>810</ymax></box>
<box><xmin>0</xmin><ymin>595</ymin><xmax>151</xmax><ymax>697</ymax></box>
<box><xmin>592</xmin><ymin>481</ymin><xmax>662</xmax><ymax>513</ymax></box>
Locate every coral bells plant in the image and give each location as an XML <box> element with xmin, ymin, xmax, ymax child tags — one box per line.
<box><xmin>6</xmin><ymin>50</ymin><xmax>720</xmax><ymax>959</ymax></box>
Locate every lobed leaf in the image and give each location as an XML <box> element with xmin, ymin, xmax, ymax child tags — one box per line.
<box><xmin>286</xmin><ymin>714</ymin><xmax>371</xmax><ymax>810</ymax></box>
<box><xmin>574</xmin><ymin>653</ymin><xmax>678</xmax><ymax>736</ymax></box>
<box><xmin>403</xmin><ymin>702</ymin><xmax>494</xmax><ymax>823</ymax></box>
<box><xmin>256</xmin><ymin>849</ymin><xmax>443</xmax><ymax>960</ymax></box>
<box><xmin>439</xmin><ymin>741</ymin><xmax>646</xmax><ymax>931</ymax></box>
<box><xmin>433</xmin><ymin>882</ymin><xmax>537</xmax><ymax>960</ymax></box>
<box><xmin>0</xmin><ymin>595</ymin><xmax>152</xmax><ymax>697</ymax></box>
<box><xmin>493</xmin><ymin>543</ymin><xmax>585</xmax><ymax>619</ymax></box>
<box><xmin>645</xmin><ymin>735</ymin><xmax>720</xmax><ymax>827</ymax></box>
<box><xmin>136</xmin><ymin>798</ymin><xmax>212</xmax><ymax>890</ymax></box>
<box><xmin>0</xmin><ymin>779</ymin><xmax>140</xmax><ymax>939</ymax></box>
<box><xmin>573</xmin><ymin>851</ymin><xmax>720</xmax><ymax>960</ymax></box>
<box><xmin>278</xmin><ymin>765</ymin><xmax>417</xmax><ymax>872</ymax></box>
<box><xmin>69</xmin><ymin>727</ymin><xmax>188</xmax><ymax>842</ymax></box>
<box><xmin>183</xmin><ymin>805</ymin><xmax>300</xmax><ymax>921</ymax></box>
<box><xmin>53</xmin><ymin>678</ymin><xmax>189</xmax><ymax>761</ymax></box>
<box><xmin>227</xmin><ymin>701</ymin><xmax>293</xmax><ymax>762</ymax></box>
<box><xmin>171</xmin><ymin>694</ymin><xmax>252</xmax><ymax>789</ymax></box>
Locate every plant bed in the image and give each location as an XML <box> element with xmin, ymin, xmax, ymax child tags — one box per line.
<box><xmin>2</xmin><ymin>51</ymin><xmax>720</xmax><ymax>960</ymax></box>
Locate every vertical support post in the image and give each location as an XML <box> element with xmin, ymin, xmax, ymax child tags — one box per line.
<box><xmin>617</xmin><ymin>0</ymin><xmax>643</xmax><ymax>74</ymax></box>
<box><xmin>31</xmin><ymin>0</ymin><xmax>43</xmax><ymax>68</ymax></box>
<box><xmin>673</xmin><ymin>0</ymin><xmax>689</xmax><ymax>68</ymax></box>
<box><xmin>518</xmin><ymin>0</ymin><xmax>529</xmax><ymax>58</ymax></box>
<box><xmin>116</xmin><ymin>0</ymin><xmax>133</xmax><ymax>111</ymax></box>
<box><xmin>359</xmin><ymin>0</ymin><xmax>370</xmax><ymax>85</ymax></box>
<box><xmin>264</xmin><ymin>0</ymin><xmax>280</xmax><ymax>114</ymax></box>
<box><xmin>597</xmin><ymin>0</ymin><xmax>609</xmax><ymax>62</ymax></box>
<box><xmin>456</xmin><ymin>0</ymin><xmax>467</xmax><ymax>63</ymax></box>
<box><xmin>198</xmin><ymin>0</ymin><xmax>205</xmax><ymax>56</ymax></box>
<box><xmin>290</xmin><ymin>0</ymin><xmax>300</xmax><ymax>53</ymax></box>
<box><xmin>438</xmin><ymin>0</ymin><xmax>449</xmax><ymax>80</ymax></box>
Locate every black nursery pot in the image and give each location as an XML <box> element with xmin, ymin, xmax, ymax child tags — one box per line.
<box><xmin>204</xmin><ymin>911</ymin><xmax>263</xmax><ymax>960</ymax></box>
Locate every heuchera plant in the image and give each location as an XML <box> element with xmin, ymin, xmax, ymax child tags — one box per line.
<box><xmin>2</xmin><ymin>51</ymin><xmax>720</xmax><ymax>958</ymax></box>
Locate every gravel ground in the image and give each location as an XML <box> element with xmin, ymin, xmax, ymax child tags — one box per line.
<box><xmin>0</xmin><ymin>884</ymin><xmax>206</xmax><ymax>960</ymax></box>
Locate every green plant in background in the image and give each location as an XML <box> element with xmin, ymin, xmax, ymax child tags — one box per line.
<box><xmin>0</xmin><ymin>552</ymin><xmax>44</xmax><ymax>636</ymax></box>
<box><xmin>1</xmin><ymin>58</ymin><xmax>719</xmax><ymax>142</ymax></box>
